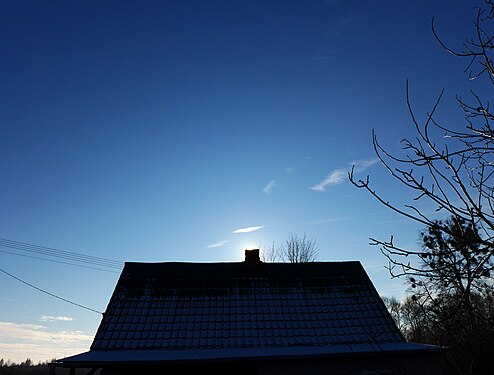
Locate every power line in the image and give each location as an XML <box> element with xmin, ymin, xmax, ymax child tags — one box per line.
<box><xmin>0</xmin><ymin>249</ymin><xmax>120</xmax><ymax>273</ymax></box>
<box><xmin>0</xmin><ymin>237</ymin><xmax>122</xmax><ymax>267</ymax></box>
<box><xmin>0</xmin><ymin>266</ymin><xmax>102</xmax><ymax>314</ymax></box>
<box><xmin>0</xmin><ymin>237</ymin><xmax>123</xmax><ymax>270</ymax></box>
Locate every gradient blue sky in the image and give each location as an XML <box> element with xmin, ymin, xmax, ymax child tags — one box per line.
<box><xmin>0</xmin><ymin>0</ymin><xmax>486</xmax><ymax>362</ymax></box>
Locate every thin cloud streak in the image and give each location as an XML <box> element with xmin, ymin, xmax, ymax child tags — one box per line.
<box><xmin>39</xmin><ymin>315</ymin><xmax>74</xmax><ymax>322</ymax></box>
<box><xmin>310</xmin><ymin>158</ymin><xmax>378</xmax><ymax>192</ymax></box>
<box><xmin>263</xmin><ymin>180</ymin><xmax>278</xmax><ymax>194</ymax></box>
<box><xmin>233</xmin><ymin>226</ymin><xmax>265</xmax><ymax>234</ymax></box>
<box><xmin>361</xmin><ymin>260</ymin><xmax>388</xmax><ymax>273</ymax></box>
<box><xmin>207</xmin><ymin>240</ymin><xmax>229</xmax><ymax>248</ymax></box>
<box><xmin>305</xmin><ymin>211</ymin><xmax>382</xmax><ymax>226</ymax></box>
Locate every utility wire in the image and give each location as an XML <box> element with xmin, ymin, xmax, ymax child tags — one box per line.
<box><xmin>0</xmin><ymin>249</ymin><xmax>120</xmax><ymax>273</ymax></box>
<box><xmin>0</xmin><ymin>266</ymin><xmax>102</xmax><ymax>314</ymax></box>
<box><xmin>0</xmin><ymin>237</ymin><xmax>122</xmax><ymax>267</ymax></box>
<box><xmin>0</xmin><ymin>237</ymin><xmax>123</xmax><ymax>270</ymax></box>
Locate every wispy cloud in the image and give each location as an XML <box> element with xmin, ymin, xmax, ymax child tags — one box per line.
<box><xmin>233</xmin><ymin>226</ymin><xmax>264</xmax><ymax>234</ymax></box>
<box><xmin>310</xmin><ymin>169</ymin><xmax>346</xmax><ymax>191</ymax></box>
<box><xmin>305</xmin><ymin>216</ymin><xmax>354</xmax><ymax>225</ymax></box>
<box><xmin>351</xmin><ymin>158</ymin><xmax>379</xmax><ymax>172</ymax></box>
<box><xmin>361</xmin><ymin>260</ymin><xmax>388</xmax><ymax>273</ymax></box>
<box><xmin>263</xmin><ymin>180</ymin><xmax>278</xmax><ymax>194</ymax></box>
<box><xmin>207</xmin><ymin>240</ymin><xmax>229</xmax><ymax>248</ymax></box>
<box><xmin>285</xmin><ymin>167</ymin><xmax>294</xmax><ymax>174</ymax></box>
<box><xmin>38</xmin><ymin>315</ymin><xmax>74</xmax><ymax>322</ymax></box>
<box><xmin>0</xmin><ymin>321</ymin><xmax>93</xmax><ymax>363</ymax></box>
<box><xmin>310</xmin><ymin>158</ymin><xmax>378</xmax><ymax>192</ymax></box>
<box><xmin>305</xmin><ymin>211</ymin><xmax>382</xmax><ymax>226</ymax></box>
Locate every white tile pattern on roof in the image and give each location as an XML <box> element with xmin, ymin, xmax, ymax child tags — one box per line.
<box><xmin>92</xmin><ymin>282</ymin><xmax>402</xmax><ymax>350</ymax></box>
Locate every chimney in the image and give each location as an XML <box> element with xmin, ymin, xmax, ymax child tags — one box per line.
<box><xmin>244</xmin><ymin>249</ymin><xmax>261</xmax><ymax>264</ymax></box>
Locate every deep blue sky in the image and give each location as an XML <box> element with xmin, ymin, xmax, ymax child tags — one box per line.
<box><xmin>0</xmin><ymin>0</ymin><xmax>484</xmax><ymax>362</ymax></box>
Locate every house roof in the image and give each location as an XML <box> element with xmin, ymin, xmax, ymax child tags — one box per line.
<box><xmin>57</xmin><ymin>256</ymin><xmax>438</xmax><ymax>366</ymax></box>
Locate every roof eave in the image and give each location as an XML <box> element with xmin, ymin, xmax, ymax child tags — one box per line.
<box><xmin>51</xmin><ymin>342</ymin><xmax>444</xmax><ymax>368</ymax></box>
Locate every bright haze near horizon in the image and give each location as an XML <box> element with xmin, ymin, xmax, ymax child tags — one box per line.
<box><xmin>0</xmin><ymin>0</ymin><xmax>487</xmax><ymax>363</ymax></box>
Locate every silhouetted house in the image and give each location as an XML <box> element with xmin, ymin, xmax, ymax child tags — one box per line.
<box><xmin>51</xmin><ymin>250</ymin><xmax>444</xmax><ymax>374</ymax></box>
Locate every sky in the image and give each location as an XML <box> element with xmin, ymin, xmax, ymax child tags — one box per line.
<box><xmin>0</xmin><ymin>0</ymin><xmax>488</xmax><ymax>363</ymax></box>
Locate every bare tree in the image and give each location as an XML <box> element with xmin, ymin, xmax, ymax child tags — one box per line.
<box><xmin>349</xmin><ymin>2</ymin><xmax>494</xmax><ymax>373</ymax></box>
<box><xmin>259</xmin><ymin>233</ymin><xmax>318</xmax><ymax>263</ymax></box>
<box><xmin>349</xmin><ymin>0</ymin><xmax>494</xmax><ymax>306</ymax></box>
<box><xmin>284</xmin><ymin>233</ymin><xmax>318</xmax><ymax>263</ymax></box>
<box><xmin>381</xmin><ymin>296</ymin><xmax>405</xmax><ymax>331</ymax></box>
<box><xmin>382</xmin><ymin>295</ymin><xmax>432</xmax><ymax>343</ymax></box>
<box><xmin>259</xmin><ymin>241</ymin><xmax>282</xmax><ymax>262</ymax></box>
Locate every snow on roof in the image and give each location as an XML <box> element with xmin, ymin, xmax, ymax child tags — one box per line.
<box><xmin>59</xmin><ymin>260</ymin><xmax>415</xmax><ymax>364</ymax></box>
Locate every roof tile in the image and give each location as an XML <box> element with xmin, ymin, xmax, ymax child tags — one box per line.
<box><xmin>90</xmin><ymin>261</ymin><xmax>404</xmax><ymax>352</ymax></box>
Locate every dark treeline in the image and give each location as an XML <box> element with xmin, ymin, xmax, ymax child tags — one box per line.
<box><xmin>379</xmin><ymin>216</ymin><xmax>494</xmax><ymax>374</ymax></box>
<box><xmin>0</xmin><ymin>359</ymin><xmax>94</xmax><ymax>375</ymax></box>
<box><xmin>383</xmin><ymin>292</ymin><xmax>494</xmax><ymax>374</ymax></box>
<box><xmin>0</xmin><ymin>359</ymin><xmax>50</xmax><ymax>375</ymax></box>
